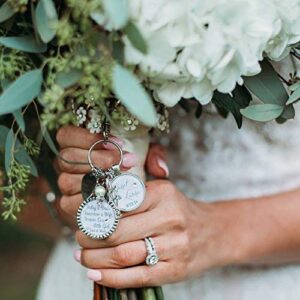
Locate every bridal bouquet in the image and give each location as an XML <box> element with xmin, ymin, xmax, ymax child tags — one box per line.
<box><xmin>0</xmin><ymin>0</ymin><xmax>300</xmax><ymax>299</ymax></box>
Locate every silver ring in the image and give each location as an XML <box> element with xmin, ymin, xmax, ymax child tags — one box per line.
<box><xmin>87</xmin><ymin>139</ymin><xmax>123</xmax><ymax>171</ymax></box>
<box><xmin>144</xmin><ymin>237</ymin><xmax>159</xmax><ymax>266</ymax></box>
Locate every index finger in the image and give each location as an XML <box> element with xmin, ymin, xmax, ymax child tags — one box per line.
<box><xmin>56</xmin><ymin>126</ymin><xmax>124</xmax><ymax>150</ymax></box>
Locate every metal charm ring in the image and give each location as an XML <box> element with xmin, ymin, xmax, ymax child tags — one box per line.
<box><xmin>88</xmin><ymin>139</ymin><xmax>123</xmax><ymax>171</ymax></box>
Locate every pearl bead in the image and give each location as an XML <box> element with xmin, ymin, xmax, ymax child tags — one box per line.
<box><xmin>95</xmin><ymin>185</ymin><xmax>106</xmax><ymax>197</ymax></box>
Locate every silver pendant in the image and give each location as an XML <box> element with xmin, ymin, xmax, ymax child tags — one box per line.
<box><xmin>109</xmin><ymin>173</ymin><xmax>145</xmax><ymax>212</ymax></box>
<box><xmin>77</xmin><ymin>194</ymin><xmax>120</xmax><ymax>239</ymax></box>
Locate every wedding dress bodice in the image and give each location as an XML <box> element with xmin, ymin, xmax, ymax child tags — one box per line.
<box><xmin>162</xmin><ymin>104</ymin><xmax>300</xmax><ymax>300</ymax></box>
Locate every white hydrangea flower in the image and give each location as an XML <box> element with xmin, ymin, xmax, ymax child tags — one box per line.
<box><xmin>119</xmin><ymin>0</ymin><xmax>300</xmax><ymax>106</ymax></box>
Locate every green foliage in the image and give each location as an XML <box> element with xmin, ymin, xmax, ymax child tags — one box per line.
<box><xmin>0</xmin><ymin>36</ymin><xmax>46</xmax><ymax>53</ymax></box>
<box><xmin>102</xmin><ymin>0</ymin><xmax>129</xmax><ymax>29</ymax></box>
<box><xmin>124</xmin><ymin>21</ymin><xmax>148</xmax><ymax>54</ymax></box>
<box><xmin>241</xmin><ymin>104</ymin><xmax>284</xmax><ymax>122</ymax></box>
<box><xmin>35</xmin><ymin>0</ymin><xmax>58</xmax><ymax>43</ymax></box>
<box><xmin>0</xmin><ymin>69</ymin><xmax>43</xmax><ymax>115</ymax></box>
<box><xmin>112</xmin><ymin>64</ymin><xmax>157</xmax><ymax>126</ymax></box>
<box><xmin>212</xmin><ymin>85</ymin><xmax>252</xmax><ymax>128</ymax></box>
<box><xmin>244</xmin><ymin>60</ymin><xmax>288</xmax><ymax>105</ymax></box>
<box><xmin>0</xmin><ymin>2</ymin><xmax>15</xmax><ymax>22</ymax></box>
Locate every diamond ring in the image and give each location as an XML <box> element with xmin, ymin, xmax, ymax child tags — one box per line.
<box><xmin>144</xmin><ymin>237</ymin><xmax>159</xmax><ymax>266</ymax></box>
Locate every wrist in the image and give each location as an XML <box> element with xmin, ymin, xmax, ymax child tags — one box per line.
<box><xmin>192</xmin><ymin>200</ymin><xmax>247</xmax><ymax>270</ymax></box>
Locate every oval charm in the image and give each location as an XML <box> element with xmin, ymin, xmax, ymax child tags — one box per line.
<box><xmin>77</xmin><ymin>195</ymin><xmax>120</xmax><ymax>239</ymax></box>
<box><xmin>110</xmin><ymin>173</ymin><xmax>145</xmax><ymax>212</ymax></box>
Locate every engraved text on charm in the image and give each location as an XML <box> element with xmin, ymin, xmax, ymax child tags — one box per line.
<box><xmin>77</xmin><ymin>195</ymin><xmax>120</xmax><ymax>239</ymax></box>
<box><xmin>110</xmin><ymin>173</ymin><xmax>145</xmax><ymax>212</ymax></box>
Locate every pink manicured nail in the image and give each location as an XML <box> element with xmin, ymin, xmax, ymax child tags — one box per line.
<box><xmin>123</xmin><ymin>153</ymin><xmax>138</xmax><ymax>168</ymax></box>
<box><xmin>73</xmin><ymin>249</ymin><xmax>81</xmax><ymax>262</ymax></box>
<box><xmin>87</xmin><ymin>269</ymin><xmax>102</xmax><ymax>281</ymax></box>
<box><xmin>157</xmin><ymin>157</ymin><xmax>169</xmax><ymax>177</ymax></box>
<box><xmin>103</xmin><ymin>137</ymin><xmax>124</xmax><ymax>150</ymax></box>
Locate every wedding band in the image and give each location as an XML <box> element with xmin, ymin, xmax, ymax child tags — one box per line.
<box><xmin>144</xmin><ymin>237</ymin><xmax>159</xmax><ymax>266</ymax></box>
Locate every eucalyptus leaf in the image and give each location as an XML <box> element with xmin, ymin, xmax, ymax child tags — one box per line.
<box><xmin>244</xmin><ymin>60</ymin><xmax>288</xmax><ymax>105</ymax></box>
<box><xmin>0</xmin><ymin>35</ymin><xmax>47</xmax><ymax>53</ymax></box>
<box><xmin>0</xmin><ymin>2</ymin><xmax>15</xmax><ymax>23</ymax></box>
<box><xmin>5</xmin><ymin>129</ymin><xmax>14</xmax><ymax>173</ymax></box>
<box><xmin>287</xmin><ymin>85</ymin><xmax>300</xmax><ymax>105</ymax></box>
<box><xmin>290</xmin><ymin>82</ymin><xmax>300</xmax><ymax>92</ymax></box>
<box><xmin>42</xmin><ymin>127</ymin><xmax>59</xmax><ymax>155</ymax></box>
<box><xmin>35</xmin><ymin>0</ymin><xmax>58</xmax><ymax>43</ymax></box>
<box><xmin>0</xmin><ymin>69</ymin><xmax>43</xmax><ymax>115</ymax></box>
<box><xmin>241</xmin><ymin>104</ymin><xmax>284</xmax><ymax>122</ymax></box>
<box><xmin>102</xmin><ymin>0</ymin><xmax>129</xmax><ymax>29</ymax></box>
<box><xmin>0</xmin><ymin>125</ymin><xmax>9</xmax><ymax>147</ymax></box>
<box><xmin>112</xmin><ymin>64</ymin><xmax>157</xmax><ymax>126</ymax></box>
<box><xmin>112</xmin><ymin>39</ymin><xmax>124</xmax><ymax>65</ymax></box>
<box><xmin>13</xmin><ymin>109</ymin><xmax>25</xmax><ymax>132</ymax></box>
<box><xmin>212</xmin><ymin>85</ymin><xmax>252</xmax><ymax>128</ymax></box>
<box><xmin>55</xmin><ymin>69</ymin><xmax>83</xmax><ymax>88</ymax></box>
<box><xmin>124</xmin><ymin>21</ymin><xmax>148</xmax><ymax>54</ymax></box>
<box><xmin>279</xmin><ymin>104</ymin><xmax>295</xmax><ymax>120</ymax></box>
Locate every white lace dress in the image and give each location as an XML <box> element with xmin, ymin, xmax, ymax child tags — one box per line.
<box><xmin>37</xmin><ymin>102</ymin><xmax>300</xmax><ymax>300</ymax></box>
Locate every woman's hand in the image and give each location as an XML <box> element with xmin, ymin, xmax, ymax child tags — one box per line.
<box><xmin>72</xmin><ymin>180</ymin><xmax>236</xmax><ymax>289</ymax></box>
<box><xmin>55</xmin><ymin>125</ymin><xmax>169</xmax><ymax>228</ymax></box>
<box><xmin>56</xmin><ymin>125</ymin><xmax>238</xmax><ymax>288</ymax></box>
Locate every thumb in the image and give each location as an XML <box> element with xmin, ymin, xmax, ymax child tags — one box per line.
<box><xmin>145</xmin><ymin>143</ymin><xmax>169</xmax><ymax>179</ymax></box>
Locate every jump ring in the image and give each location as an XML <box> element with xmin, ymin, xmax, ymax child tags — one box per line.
<box><xmin>144</xmin><ymin>237</ymin><xmax>159</xmax><ymax>266</ymax></box>
<box><xmin>88</xmin><ymin>139</ymin><xmax>123</xmax><ymax>171</ymax></box>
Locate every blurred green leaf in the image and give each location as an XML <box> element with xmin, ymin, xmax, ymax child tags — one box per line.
<box><xmin>287</xmin><ymin>85</ymin><xmax>300</xmax><ymax>105</ymax></box>
<box><xmin>55</xmin><ymin>69</ymin><xmax>83</xmax><ymax>88</ymax></box>
<box><xmin>112</xmin><ymin>39</ymin><xmax>124</xmax><ymax>65</ymax></box>
<box><xmin>112</xmin><ymin>64</ymin><xmax>157</xmax><ymax>126</ymax></box>
<box><xmin>13</xmin><ymin>109</ymin><xmax>25</xmax><ymax>132</ymax></box>
<box><xmin>0</xmin><ymin>125</ymin><xmax>9</xmax><ymax>147</ymax></box>
<box><xmin>5</xmin><ymin>129</ymin><xmax>13</xmax><ymax>173</ymax></box>
<box><xmin>212</xmin><ymin>85</ymin><xmax>252</xmax><ymax>128</ymax></box>
<box><xmin>35</xmin><ymin>0</ymin><xmax>58</xmax><ymax>43</ymax></box>
<box><xmin>241</xmin><ymin>104</ymin><xmax>284</xmax><ymax>122</ymax></box>
<box><xmin>0</xmin><ymin>35</ymin><xmax>47</xmax><ymax>53</ymax></box>
<box><xmin>103</xmin><ymin>0</ymin><xmax>128</xmax><ymax>29</ymax></box>
<box><xmin>124</xmin><ymin>21</ymin><xmax>147</xmax><ymax>54</ymax></box>
<box><xmin>279</xmin><ymin>104</ymin><xmax>295</xmax><ymax>120</ymax></box>
<box><xmin>0</xmin><ymin>2</ymin><xmax>15</xmax><ymax>23</ymax></box>
<box><xmin>244</xmin><ymin>60</ymin><xmax>288</xmax><ymax>105</ymax></box>
<box><xmin>0</xmin><ymin>70</ymin><xmax>43</xmax><ymax>115</ymax></box>
<box><xmin>41</xmin><ymin>127</ymin><xmax>59</xmax><ymax>155</ymax></box>
<box><xmin>290</xmin><ymin>82</ymin><xmax>300</xmax><ymax>92</ymax></box>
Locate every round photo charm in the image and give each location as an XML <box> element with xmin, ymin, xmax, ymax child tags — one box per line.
<box><xmin>77</xmin><ymin>195</ymin><xmax>120</xmax><ymax>239</ymax></box>
<box><xmin>110</xmin><ymin>173</ymin><xmax>145</xmax><ymax>212</ymax></box>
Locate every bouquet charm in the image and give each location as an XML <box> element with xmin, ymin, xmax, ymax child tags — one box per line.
<box><xmin>77</xmin><ymin>123</ymin><xmax>146</xmax><ymax>239</ymax></box>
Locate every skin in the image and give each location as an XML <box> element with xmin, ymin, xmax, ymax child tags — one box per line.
<box><xmin>53</xmin><ymin>125</ymin><xmax>300</xmax><ymax>289</ymax></box>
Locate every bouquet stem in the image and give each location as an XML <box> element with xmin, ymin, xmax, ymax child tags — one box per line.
<box><xmin>93</xmin><ymin>285</ymin><xmax>164</xmax><ymax>300</ymax></box>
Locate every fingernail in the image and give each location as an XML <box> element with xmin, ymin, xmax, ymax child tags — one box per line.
<box><xmin>73</xmin><ymin>249</ymin><xmax>81</xmax><ymax>262</ymax></box>
<box><xmin>87</xmin><ymin>269</ymin><xmax>102</xmax><ymax>281</ymax></box>
<box><xmin>157</xmin><ymin>157</ymin><xmax>169</xmax><ymax>177</ymax></box>
<box><xmin>103</xmin><ymin>137</ymin><xmax>124</xmax><ymax>150</ymax></box>
<box><xmin>123</xmin><ymin>153</ymin><xmax>138</xmax><ymax>168</ymax></box>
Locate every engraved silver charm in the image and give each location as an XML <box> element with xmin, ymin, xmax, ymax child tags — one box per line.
<box><xmin>110</xmin><ymin>173</ymin><xmax>145</xmax><ymax>212</ymax></box>
<box><xmin>77</xmin><ymin>193</ymin><xmax>120</xmax><ymax>239</ymax></box>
